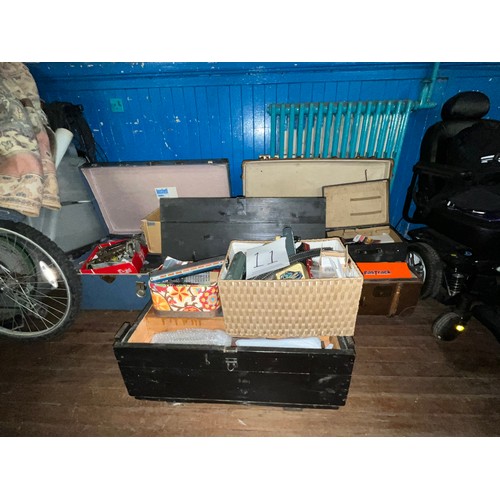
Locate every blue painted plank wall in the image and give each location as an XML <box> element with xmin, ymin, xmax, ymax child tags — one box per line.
<box><xmin>27</xmin><ymin>62</ymin><xmax>500</xmax><ymax>234</ymax></box>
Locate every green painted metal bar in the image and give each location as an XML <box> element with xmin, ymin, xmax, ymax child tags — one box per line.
<box><xmin>417</xmin><ymin>62</ymin><xmax>440</xmax><ymax>109</ymax></box>
<box><xmin>374</xmin><ymin>101</ymin><xmax>392</xmax><ymax>157</ymax></box>
<box><xmin>270</xmin><ymin>105</ymin><xmax>277</xmax><ymax>156</ymax></box>
<box><xmin>358</xmin><ymin>100</ymin><xmax>373</xmax><ymax>156</ymax></box>
<box><xmin>287</xmin><ymin>104</ymin><xmax>295</xmax><ymax>158</ymax></box>
<box><xmin>350</xmin><ymin>101</ymin><xmax>363</xmax><ymax>157</ymax></box>
<box><xmin>331</xmin><ymin>101</ymin><xmax>343</xmax><ymax>157</ymax></box>
<box><xmin>367</xmin><ymin>100</ymin><xmax>384</xmax><ymax>155</ymax></box>
<box><xmin>385</xmin><ymin>100</ymin><xmax>404</xmax><ymax>156</ymax></box>
<box><xmin>322</xmin><ymin>102</ymin><xmax>334</xmax><ymax>157</ymax></box>
<box><xmin>297</xmin><ymin>104</ymin><xmax>306</xmax><ymax>157</ymax></box>
<box><xmin>278</xmin><ymin>103</ymin><xmax>286</xmax><ymax>158</ymax></box>
<box><xmin>340</xmin><ymin>102</ymin><xmax>353</xmax><ymax>157</ymax></box>
<box><xmin>391</xmin><ymin>101</ymin><xmax>413</xmax><ymax>186</ymax></box>
<box><xmin>304</xmin><ymin>103</ymin><xmax>315</xmax><ymax>158</ymax></box>
<box><xmin>313</xmin><ymin>102</ymin><xmax>324</xmax><ymax>157</ymax></box>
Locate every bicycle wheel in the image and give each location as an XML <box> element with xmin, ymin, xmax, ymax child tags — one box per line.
<box><xmin>0</xmin><ymin>220</ymin><xmax>81</xmax><ymax>340</ymax></box>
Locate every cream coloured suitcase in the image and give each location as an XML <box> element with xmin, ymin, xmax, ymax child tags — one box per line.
<box><xmin>242</xmin><ymin>157</ymin><xmax>393</xmax><ymax>197</ymax></box>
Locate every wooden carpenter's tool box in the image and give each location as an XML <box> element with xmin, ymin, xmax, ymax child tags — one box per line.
<box><xmin>113</xmin><ymin>308</ymin><xmax>355</xmax><ymax>409</ymax></box>
<box><xmin>113</xmin><ymin>195</ymin><xmax>357</xmax><ymax>409</ymax></box>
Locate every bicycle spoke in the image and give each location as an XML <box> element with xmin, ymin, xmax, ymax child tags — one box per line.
<box><xmin>7</xmin><ymin>288</ymin><xmax>68</xmax><ymax>318</ymax></box>
<box><xmin>0</xmin><ymin>225</ymin><xmax>75</xmax><ymax>337</ymax></box>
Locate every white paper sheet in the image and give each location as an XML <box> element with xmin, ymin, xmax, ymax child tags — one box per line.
<box><xmin>245</xmin><ymin>238</ymin><xmax>290</xmax><ymax>279</ymax></box>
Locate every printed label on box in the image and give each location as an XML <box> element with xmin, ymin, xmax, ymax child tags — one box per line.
<box><xmin>356</xmin><ymin>261</ymin><xmax>414</xmax><ymax>280</ymax></box>
<box><xmin>155</xmin><ymin>187</ymin><xmax>178</xmax><ymax>198</ymax></box>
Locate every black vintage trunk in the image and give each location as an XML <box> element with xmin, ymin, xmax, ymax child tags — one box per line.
<box><xmin>113</xmin><ymin>306</ymin><xmax>355</xmax><ymax>409</ymax></box>
<box><xmin>115</xmin><ymin>194</ymin><xmax>355</xmax><ymax>409</ymax></box>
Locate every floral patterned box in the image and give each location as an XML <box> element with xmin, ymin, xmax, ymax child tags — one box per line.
<box><xmin>149</xmin><ymin>280</ymin><xmax>221</xmax><ymax>317</ymax></box>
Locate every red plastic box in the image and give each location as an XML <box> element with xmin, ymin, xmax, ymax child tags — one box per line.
<box><xmin>80</xmin><ymin>239</ymin><xmax>148</xmax><ymax>275</ymax></box>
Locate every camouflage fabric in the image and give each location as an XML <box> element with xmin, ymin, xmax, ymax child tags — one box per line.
<box><xmin>0</xmin><ymin>62</ymin><xmax>60</xmax><ymax>217</ymax></box>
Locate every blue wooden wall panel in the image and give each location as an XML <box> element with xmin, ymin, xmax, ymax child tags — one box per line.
<box><xmin>253</xmin><ymin>84</ymin><xmax>266</xmax><ymax>157</ymax></box>
<box><xmin>102</xmin><ymin>89</ymin><xmax>126</xmax><ymax>158</ymax></box>
<box><xmin>183</xmin><ymin>86</ymin><xmax>202</xmax><ymax>159</ymax></box>
<box><xmin>28</xmin><ymin>62</ymin><xmax>500</xmax><ymax>233</ymax></box>
<box><xmin>217</xmin><ymin>86</ymin><xmax>233</xmax><ymax>161</ymax></box>
<box><xmin>287</xmin><ymin>83</ymin><xmax>301</xmax><ymax>103</ymax></box>
<box><xmin>263</xmin><ymin>84</ymin><xmax>277</xmax><ymax>156</ymax></box>
<box><xmin>207</xmin><ymin>86</ymin><xmax>222</xmax><ymax>158</ymax></box>
<box><xmin>144</xmin><ymin>89</ymin><xmax>158</xmax><ymax>158</ymax></box>
<box><xmin>197</xmin><ymin>86</ymin><xmax>212</xmax><ymax>158</ymax></box>
<box><xmin>311</xmin><ymin>82</ymin><xmax>326</xmax><ymax>102</ymax></box>
<box><xmin>242</xmin><ymin>85</ymin><xmax>255</xmax><ymax>165</ymax></box>
<box><xmin>170</xmin><ymin>86</ymin><xmax>189</xmax><ymax>157</ymax></box>
<box><xmin>144</xmin><ymin>87</ymin><xmax>162</xmax><ymax>159</ymax></box>
<box><xmin>160</xmin><ymin>87</ymin><xmax>177</xmax><ymax>158</ymax></box>
<box><xmin>229</xmin><ymin>85</ymin><xmax>243</xmax><ymax>169</ymax></box>
<box><xmin>324</xmin><ymin>81</ymin><xmax>338</xmax><ymax>100</ymax></box>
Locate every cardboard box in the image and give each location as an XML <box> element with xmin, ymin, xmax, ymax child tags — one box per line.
<box><xmin>218</xmin><ymin>238</ymin><xmax>363</xmax><ymax>338</ymax></box>
<box><xmin>141</xmin><ymin>208</ymin><xmax>162</xmax><ymax>254</ymax></box>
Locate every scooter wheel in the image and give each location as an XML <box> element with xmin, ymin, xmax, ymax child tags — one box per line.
<box><xmin>432</xmin><ymin>311</ymin><xmax>466</xmax><ymax>341</ymax></box>
<box><xmin>407</xmin><ymin>242</ymin><xmax>443</xmax><ymax>299</ymax></box>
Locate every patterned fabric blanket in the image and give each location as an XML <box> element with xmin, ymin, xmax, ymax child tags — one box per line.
<box><xmin>0</xmin><ymin>62</ymin><xmax>60</xmax><ymax>217</ymax></box>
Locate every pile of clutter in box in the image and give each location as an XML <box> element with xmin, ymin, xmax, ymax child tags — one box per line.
<box><xmin>78</xmin><ymin>157</ymin><xmax>421</xmax><ymax>329</ymax></box>
<box><xmin>80</xmin><ymin>156</ymin><xmax>426</xmax><ymax>409</ymax></box>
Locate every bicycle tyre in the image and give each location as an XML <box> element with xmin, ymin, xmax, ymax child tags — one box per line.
<box><xmin>0</xmin><ymin>220</ymin><xmax>81</xmax><ymax>341</ymax></box>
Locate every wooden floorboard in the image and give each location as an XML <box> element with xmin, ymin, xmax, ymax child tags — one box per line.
<box><xmin>0</xmin><ymin>300</ymin><xmax>499</xmax><ymax>437</ymax></box>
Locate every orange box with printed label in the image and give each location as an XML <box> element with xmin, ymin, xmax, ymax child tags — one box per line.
<box><xmin>356</xmin><ymin>262</ymin><xmax>414</xmax><ymax>280</ymax></box>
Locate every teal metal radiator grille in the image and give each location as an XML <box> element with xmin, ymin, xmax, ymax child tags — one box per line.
<box><xmin>267</xmin><ymin>64</ymin><xmax>440</xmax><ymax>188</ymax></box>
<box><xmin>268</xmin><ymin>99</ymin><xmax>415</xmax><ymax>181</ymax></box>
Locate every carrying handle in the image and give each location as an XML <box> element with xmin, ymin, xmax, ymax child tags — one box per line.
<box><xmin>114</xmin><ymin>322</ymin><xmax>131</xmax><ymax>342</ymax></box>
<box><xmin>354</xmin><ymin>247</ymin><xmax>383</xmax><ymax>255</ymax></box>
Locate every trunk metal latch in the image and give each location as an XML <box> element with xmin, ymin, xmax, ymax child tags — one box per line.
<box><xmin>225</xmin><ymin>357</ymin><xmax>238</xmax><ymax>372</ymax></box>
<box><xmin>135</xmin><ymin>281</ymin><xmax>147</xmax><ymax>297</ymax></box>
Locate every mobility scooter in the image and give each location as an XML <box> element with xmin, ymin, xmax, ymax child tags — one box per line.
<box><xmin>404</xmin><ymin>91</ymin><xmax>500</xmax><ymax>341</ymax></box>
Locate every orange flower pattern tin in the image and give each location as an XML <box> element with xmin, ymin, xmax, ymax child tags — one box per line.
<box><xmin>149</xmin><ymin>282</ymin><xmax>221</xmax><ymax>313</ymax></box>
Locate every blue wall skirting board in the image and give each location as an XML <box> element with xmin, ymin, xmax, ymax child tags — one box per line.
<box><xmin>28</xmin><ymin>62</ymin><xmax>500</xmax><ymax>236</ymax></box>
